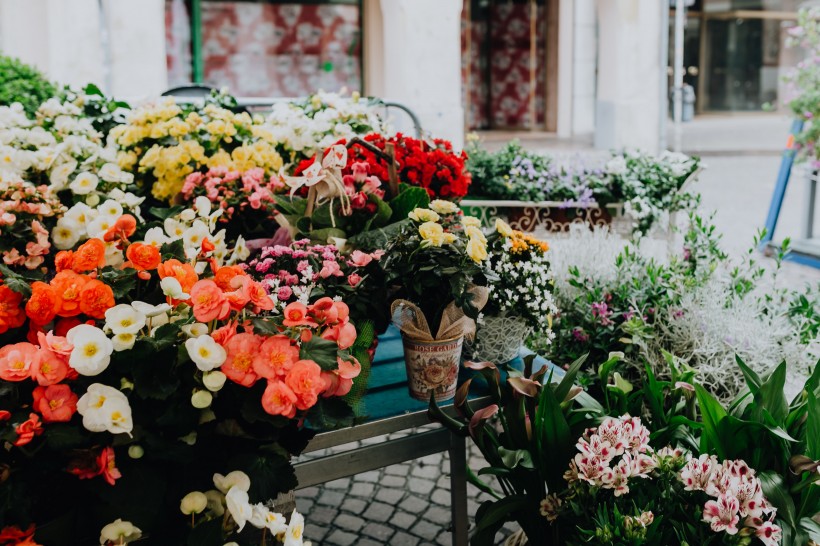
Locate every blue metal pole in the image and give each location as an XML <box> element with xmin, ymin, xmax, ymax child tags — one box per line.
<box><xmin>760</xmin><ymin>118</ymin><xmax>805</xmax><ymax>248</ymax></box>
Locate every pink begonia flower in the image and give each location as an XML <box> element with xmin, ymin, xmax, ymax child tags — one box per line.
<box><xmin>347</xmin><ymin>250</ymin><xmax>373</xmax><ymax>268</ymax></box>
<box><xmin>285</xmin><ymin>359</ymin><xmax>325</xmax><ymax>411</ymax></box>
<box><xmin>253</xmin><ymin>335</ymin><xmax>299</xmax><ymax>380</ymax></box>
<box><xmin>351</xmin><ymin>161</ymin><xmax>370</xmax><ymax>183</ymax></box>
<box><xmin>703</xmin><ymin>493</ymin><xmax>741</xmax><ymax>535</ymax></box>
<box><xmin>347</xmin><ymin>273</ymin><xmax>362</xmax><ymax>287</ymax></box>
<box><xmin>190</xmin><ymin>280</ymin><xmax>231</xmax><ymax>323</ymax></box>
<box><xmin>261</xmin><ymin>379</ymin><xmax>298</xmax><ymax>418</ymax></box>
<box><xmin>221</xmin><ymin>333</ymin><xmax>263</xmax><ymax>387</ymax></box>
<box><xmin>319</xmin><ymin>259</ymin><xmax>343</xmax><ymax>279</ymax></box>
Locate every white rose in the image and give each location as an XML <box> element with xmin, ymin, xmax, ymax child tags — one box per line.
<box><xmin>105</xmin><ymin>304</ymin><xmax>146</xmax><ymax>335</ymax></box>
<box><xmin>180</xmin><ymin>491</ymin><xmax>208</xmax><ymax>515</ymax></box>
<box><xmin>213</xmin><ymin>470</ymin><xmax>251</xmax><ymax>494</ymax></box>
<box><xmin>99</xmin><ymin>519</ymin><xmax>142</xmax><ymax>545</ymax></box>
<box><xmin>185</xmin><ymin>335</ymin><xmax>227</xmax><ymax>372</ymax></box>
<box><xmin>202</xmin><ymin>371</ymin><xmax>227</xmax><ymax>392</ymax></box>
<box><xmin>67</xmin><ymin>325</ymin><xmax>114</xmax><ymax>375</ymax></box>
<box><xmin>69</xmin><ymin>171</ymin><xmax>99</xmax><ymax>195</ymax></box>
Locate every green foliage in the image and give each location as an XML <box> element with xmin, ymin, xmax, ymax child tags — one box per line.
<box><xmin>0</xmin><ymin>55</ymin><xmax>57</xmax><ymax>117</ymax></box>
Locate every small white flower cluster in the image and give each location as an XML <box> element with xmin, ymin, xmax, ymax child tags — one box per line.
<box><xmin>52</xmin><ymin>194</ymin><xmax>143</xmax><ymax>256</ymax></box>
<box><xmin>265</xmin><ymin>90</ymin><xmax>388</xmax><ymax>160</ymax></box>
<box><xmin>182</xmin><ymin>470</ymin><xmax>311</xmax><ymax>545</ymax></box>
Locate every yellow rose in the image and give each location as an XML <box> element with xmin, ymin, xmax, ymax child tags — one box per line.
<box><xmin>495</xmin><ymin>218</ymin><xmax>513</xmax><ymax>237</ymax></box>
<box><xmin>466</xmin><ymin>237</ymin><xmax>488</xmax><ymax>262</ymax></box>
<box><xmin>429</xmin><ymin>199</ymin><xmax>460</xmax><ymax>215</ymax></box>
<box><xmin>419</xmin><ymin>221</ymin><xmax>445</xmax><ymax>246</ymax></box>
<box><xmin>408</xmin><ymin>208</ymin><xmax>440</xmax><ymax>223</ymax></box>
<box><xmin>464</xmin><ymin>225</ymin><xmax>487</xmax><ymax>244</ymax></box>
<box><xmin>462</xmin><ymin>216</ymin><xmax>482</xmax><ymax>228</ymax></box>
<box><xmin>442</xmin><ymin>233</ymin><xmax>457</xmax><ymax>245</ymax></box>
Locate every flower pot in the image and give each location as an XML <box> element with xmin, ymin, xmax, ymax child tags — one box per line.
<box><xmin>465</xmin><ymin>315</ymin><xmax>531</xmax><ymax>364</ymax></box>
<box><xmin>401</xmin><ymin>334</ymin><xmax>463</xmax><ymax>402</ymax></box>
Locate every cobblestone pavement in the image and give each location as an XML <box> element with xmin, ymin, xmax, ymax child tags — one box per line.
<box><xmin>295</xmin><ymin>424</ymin><xmax>516</xmax><ymax>545</ymax></box>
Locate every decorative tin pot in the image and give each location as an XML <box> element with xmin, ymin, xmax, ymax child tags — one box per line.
<box><xmin>401</xmin><ymin>334</ymin><xmax>463</xmax><ymax>402</ymax></box>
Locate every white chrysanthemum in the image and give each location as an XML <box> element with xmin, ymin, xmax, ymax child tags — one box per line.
<box><xmin>185</xmin><ymin>335</ymin><xmax>227</xmax><ymax>372</ymax></box>
<box><xmin>67</xmin><ymin>324</ymin><xmax>114</xmax><ymax>376</ymax></box>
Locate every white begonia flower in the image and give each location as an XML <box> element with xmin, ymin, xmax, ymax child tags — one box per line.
<box><xmin>203</xmin><ymin>371</ymin><xmax>227</xmax><ymax>392</ymax></box>
<box><xmin>67</xmin><ymin>324</ymin><xmax>114</xmax><ymax>376</ymax></box>
<box><xmin>161</xmin><ymin>276</ymin><xmax>190</xmax><ymax>300</ymax></box>
<box><xmin>204</xmin><ymin>489</ymin><xmax>225</xmax><ymax>517</ymax></box>
<box><xmin>408</xmin><ymin>208</ymin><xmax>440</xmax><ymax>223</ymax></box>
<box><xmin>180</xmin><ymin>491</ymin><xmax>208</xmax><ymax>515</ymax></box>
<box><xmin>99</xmin><ymin>519</ymin><xmax>142</xmax><ymax>545</ymax></box>
<box><xmin>104</xmin><ymin>241</ymin><xmax>124</xmax><ymax>268</ymax></box>
<box><xmin>194</xmin><ymin>196</ymin><xmax>212</xmax><ymax>217</ymax></box>
<box><xmin>64</xmin><ymin>202</ymin><xmax>95</xmax><ymax>229</ymax></box>
<box><xmin>105</xmin><ymin>304</ymin><xmax>147</xmax><ymax>335</ymax></box>
<box><xmin>261</xmin><ymin>507</ymin><xmax>288</xmax><ymax>534</ymax></box>
<box><xmin>69</xmin><ymin>171</ymin><xmax>99</xmax><ymax>195</ymax></box>
<box><xmin>191</xmin><ymin>390</ymin><xmax>213</xmax><ymax>409</ymax></box>
<box><xmin>108</xmin><ymin>188</ymin><xmax>143</xmax><ymax>208</ymax></box>
<box><xmin>50</xmin><ymin>158</ymin><xmax>78</xmax><ymax>189</ymax></box>
<box><xmin>185</xmin><ymin>335</ymin><xmax>227</xmax><ymax>372</ymax></box>
<box><xmin>428</xmin><ymin>199</ymin><xmax>460</xmax><ymax>215</ymax></box>
<box><xmin>495</xmin><ymin>218</ymin><xmax>514</xmax><ymax>237</ymax></box>
<box><xmin>51</xmin><ymin>219</ymin><xmax>82</xmax><ymax>250</ymax></box>
<box><xmin>112</xmin><ymin>332</ymin><xmax>136</xmax><ymax>352</ymax></box>
<box><xmin>225</xmin><ymin>486</ymin><xmax>253</xmax><ymax>531</ymax></box>
<box><xmin>98</xmin><ymin>199</ymin><xmax>124</xmax><ymax>220</ymax></box>
<box><xmin>179</xmin><ymin>208</ymin><xmax>197</xmax><ymax>222</ymax></box>
<box><xmin>179</xmin><ymin>432</ymin><xmax>197</xmax><ymax>445</ymax></box>
<box><xmin>462</xmin><ymin>216</ymin><xmax>482</xmax><ymax>228</ymax></box>
<box><xmin>182</xmin><ymin>220</ymin><xmax>209</xmax><ymax>252</ymax></box>
<box><xmin>181</xmin><ymin>323</ymin><xmax>209</xmax><ymax>338</ymax></box>
<box><xmin>284</xmin><ymin>511</ymin><xmax>306</xmax><ymax>546</ymax></box>
<box><xmin>164</xmin><ymin>218</ymin><xmax>186</xmax><ymax>239</ymax></box>
<box><xmin>130</xmin><ymin>301</ymin><xmax>172</xmax><ymax>318</ymax></box>
<box><xmin>86</xmin><ymin>215</ymin><xmax>115</xmax><ymax>240</ymax></box>
<box><xmin>465</xmin><ymin>225</ymin><xmax>487</xmax><ymax>243</ymax></box>
<box><xmin>77</xmin><ymin>383</ymin><xmax>133</xmax><ymax>435</ymax></box>
<box><xmin>86</xmin><ymin>193</ymin><xmax>101</xmax><ymax>207</ymax></box>
<box><xmin>213</xmin><ymin>470</ymin><xmax>251</xmax><ymax>494</ymax></box>
<box><xmin>144</xmin><ymin>226</ymin><xmax>169</xmax><ymax>248</ymax></box>
<box><xmin>230</xmin><ymin>236</ymin><xmax>250</xmax><ymax>263</ymax></box>
<box><xmin>99</xmin><ymin>162</ymin><xmax>127</xmax><ymax>183</ymax></box>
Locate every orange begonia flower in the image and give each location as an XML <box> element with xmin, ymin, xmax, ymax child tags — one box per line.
<box><xmin>78</xmin><ymin>279</ymin><xmax>115</xmax><ymax>319</ymax></box>
<box><xmin>125</xmin><ymin>243</ymin><xmax>161</xmax><ymax>272</ymax></box>
<box><xmin>157</xmin><ymin>259</ymin><xmax>199</xmax><ymax>293</ymax></box>
<box><xmin>54</xmin><ymin>250</ymin><xmax>75</xmax><ymax>272</ymax></box>
<box><xmin>50</xmin><ymin>271</ymin><xmax>89</xmax><ymax>318</ymax></box>
<box><xmin>213</xmin><ymin>265</ymin><xmax>246</xmax><ymax>292</ymax></box>
<box><xmin>103</xmin><ymin>214</ymin><xmax>137</xmax><ymax>243</ymax></box>
<box><xmin>71</xmin><ymin>239</ymin><xmax>106</xmax><ymax>272</ymax></box>
<box><xmin>0</xmin><ymin>285</ymin><xmax>26</xmax><ymax>334</ymax></box>
<box><xmin>25</xmin><ymin>281</ymin><xmax>60</xmax><ymax>326</ymax></box>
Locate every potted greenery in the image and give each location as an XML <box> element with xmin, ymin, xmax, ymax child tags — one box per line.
<box><xmin>382</xmin><ymin>201</ymin><xmax>490</xmax><ymax>401</ymax></box>
<box><xmin>467</xmin><ymin>219</ymin><xmax>557</xmax><ymax>364</ymax></box>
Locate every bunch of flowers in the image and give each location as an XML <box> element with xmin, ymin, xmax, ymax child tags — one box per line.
<box><xmin>784</xmin><ymin>8</ymin><xmax>820</xmax><ymax>167</ymax></box>
<box><xmin>480</xmin><ymin>219</ymin><xmax>557</xmax><ymax>333</ymax></box>
<box><xmin>556</xmin><ymin>416</ymin><xmax>781</xmax><ymax>545</ymax></box>
<box><xmin>179</xmin><ymin>469</ymin><xmax>312</xmax><ymax>545</ymax></box>
<box><xmin>265</xmin><ymin>90</ymin><xmax>387</xmax><ymax>164</ymax></box>
<box><xmin>344</xmin><ymin>133</ymin><xmax>471</xmax><ymax>200</ymax></box>
<box><xmin>0</xmin><ymin>179</ymin><xmax>64</xmax><ymax>271</ymax></box>
<box><xmin>0</xmin><ymin>192</ymin><xmax>362</xmax><ymax>543</ymax></box>
<box><xmin>382</xmin><ymin>200</ymin><xmax>489</xmax><ymax>333</ymax></box>
<box><xmin>243</xmin><ymin>240</ymin><xmax>386</xmax><ymax>329</ymax></box>
<box><xmin>181</xmin><ymin>167</ymin><xmax>286</xmax><ymax>240</ymax></box>
<box><xmin>111</xmin><ymin>92</ymin><xmax>283</xmax><ymax>201</ymax></box>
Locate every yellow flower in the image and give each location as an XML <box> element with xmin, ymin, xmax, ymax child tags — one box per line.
<box><xmin>462</xmin><ymin>216</ymin><xmax>482</xmax><ymax>228</ymax></box>
<box><xmin>495</xmin><ymin>219</ymin><xmax>513</xmax><ymax>237</ymax></box>
<box><xmin>419</xmin><ymin>221</ymin><xmax>445</xmax><ymax>246</ymax></box>
<box><xmin>442</xmin><ymin>233</ymin><xmax>457</xmax><ymax>244</ymax></box>
<box><xmin>207</xmin><ymin>150</ymin><xmax>232</xmax><ymax>168</ymax></box>
<box><xmin>429</xmin><ymin>199</ymin><xmax>460</xmax><ymax>215</ymax></box>
<box><xmin>466</xmin><ymin>237</ymin><xmax>488</xmax><ymax>262</ymax></box>
<box><xmin>464</xmin><ymin>225</ymin><xmax>487</xmax><ymax>244</ymax></box>
<box><xmin>408</xmin><ymin>208</ymin><xmax>440</xmax><ymax>223</ymax></box>
<box><xmin>117</xmin><ymin>151</ymin><xmax>138</xmax><ymax>171</ymax></box>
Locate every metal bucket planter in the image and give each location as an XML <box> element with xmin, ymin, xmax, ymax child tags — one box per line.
<box><xmin>465</xmin><ymin>315</ymin><xmax>531</xmax><ymax>364</ymax></box>
<box><xmin>401</xmin><ymin>335</ymin><xmax>463</xmax><ymax>402</ymax></box>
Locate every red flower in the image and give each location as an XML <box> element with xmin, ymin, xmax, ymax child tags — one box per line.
<box><xmin>13</xmin><ymin>413</ymin><xmax>43</xmax><ymax>447</ymax></box>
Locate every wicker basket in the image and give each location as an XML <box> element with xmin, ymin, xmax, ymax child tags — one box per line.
<box><xmin>464</xmin><ymin>314</ymin><xmax>531</xmax><ymax>364</ymax></box>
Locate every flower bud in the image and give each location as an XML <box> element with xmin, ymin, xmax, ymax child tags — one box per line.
<box><xmin>203</xmin><ymin>371</ymin><xmax>227</xmax><ymax>392</ymax></box>
<box><xmin>180</xmin><ymin>491</ymin><xmax>208</xmax><ymax>515</ymax></box>
<box><xmin>191</xmin><ymin>390</ymin><xmax>213</xmax><ymax>409</ymax></box>
<box><xmin>128</xmin><ymin>445</ymin><xmax>144</xmax><ymax>459</ymax></box>
<box><xmin>86</xmin><ymin>193</ymin><xmax>101</xmax><ymax>207</ymax></box>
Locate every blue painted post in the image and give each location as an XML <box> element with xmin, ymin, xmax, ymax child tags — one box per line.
<box><xmin>760</xmin><ymin>119</ymin><xmax>805</xmax><ymax>248</ymax></box>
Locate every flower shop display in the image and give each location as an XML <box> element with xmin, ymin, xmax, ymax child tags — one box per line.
<box><xmin>0</xmin><ymin>180</ymin><xmax>64</xmax><ymax>271</ymax></box>
<box><xmin>0</xmin><ymin>55</ymin><xmax>57</xmax><ymax>117</ymax></box>
<box><xmin>784</xmin><ymin>7</ymin><xmax>820</xmax><ymax>168</ymax></box>
<box><xmin>464</xmin><ymin>139</ymin><xmax>701</xmax><ymax>235</ymax></box>
<box><xmin>466</xmin><ymin>220</ymin><xmax>556</xmax><ymax>364</ymax></box>
<box><xmin>111</xmin><ymin>90</ymin><xmax>284</xmax><ymax>202</ymax></box>
<box><xmin>0</xmin><ymin>189</ymin><xmax>367</xmax><ymax>543</ymax></box>
<box><xmin>383</xmin><ymin>201</ymin><xmax>489</xmax><ymax>400</ymax></box>
<box><xmin>265</xmin><ymin>90</ymin><xmax>389</xmax><ymax>165</ymax></box>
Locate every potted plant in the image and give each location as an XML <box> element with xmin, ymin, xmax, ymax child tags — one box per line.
<box><xmin>381</xmin><ymin>200</ymin><xmax>490</xmax><ymax>401</ymax></box>
<box><xmin>467</xmin><ymin>219</ymin><xmax>557</xmax><ymax>364</ymax></box>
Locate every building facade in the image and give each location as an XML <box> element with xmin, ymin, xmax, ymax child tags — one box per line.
<box><xmin>1</xmin><ymin>0</ymin><xmax>716</xmax><ymax>153</ymax></box>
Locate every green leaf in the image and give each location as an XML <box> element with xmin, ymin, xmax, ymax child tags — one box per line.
<box><xmin>160</xmin><ymin>239</ymin><xmax>186</xmax><ymax>261</ymax></box>
<box><xmin>466</xmin><ymin>467</ymin><xmax>501</xmax><ymax>500</ymax></box>
<box><xmin>535</xmin><ymin>384</ymin><xmax>573</xmax><ymax>491</ymax></box>
<box><xmin>129</xmin><ymin>344</ymin><xmax>181</xmax><ymax>400</ymax></box>
<box><xmin>760</xmin><ymin>361</ymin><xmax>789</xmax><ymax>424</ymax></box>
<box><xmin>187</xmin><ymin>518</ymin><xmax>223</xmax><ymax>546</ymax></box>
<box><xmin>735</xmin><ymin>354</ymin><xmax>762</xmax><ymax>394</ymax></box>
<box><xmin>388</xmin><ymin>184</ymin><xmax>430</xmax><ymax>222</ymax></box>
<box><xmin>554</xmin><ymin>354</ymin><xmax>587</xmax><ymax>403</ymax></box>
<box><xmin>759</xmin><ymin>470</ymin><xmax>799</xmax><ymax>531</ymax></box>
<box><xmin>309</xmin><ymin>227</ymin><xmax>347</xmax><ymax>244</ymax></box>
<box><xmin>807</xmin><ymin>390</ymin><xmax>820</xmax><ymax>459</ymax></box>
<box><xmin>305</xmin><ymin>398</ymin><xmax>356</xmax><ymax>430</ymax></box>
<box><xmin>148</xmin><ymin>205</ymin><xmax>183</xmax><ymax>221</ymax></box>
<box><xmin>230</xmin><ymin>451</ymin><xmax>297</xmax><ymax>503</ymax></box>
<box><xmin>299</xmin><ymin>336</ymin><xmax>339</xmax><ymax>370</ymax></box>
<box><xmin>347</xmin><ymin>219</ymin><xmax>411</xmax><ymax>251</ymax></box>
<box><xmin>99</xmin><ymin>267</ymin><xmax>137</xmax><ymax>300</ymax></box>
<box><xmin>251</xmin><ymin>318</ymin><xmax>282</xmax><ymax>336</ymax></box>
<box><xmin>695</xmin><ymin>383</ymin><xmax>728</xmax><ymax>458</ymax></box>
<box><xmin>473</xmin><ymin>495</ymin><xmax>529</xmax><ymax>535</ymax></box>
<box><xmin>498</xmin><ymin>447</ymin><xmax>533</xmax><ymax>469</ymax></box>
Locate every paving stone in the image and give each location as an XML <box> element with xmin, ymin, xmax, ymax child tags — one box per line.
<box><xmin>308</xmin><ymin>505</ymin><xmax>339</xmax><ymax>526</ymax></box>
<box><xmin>357</xmin><ymin>470</ymin><xmax>381</xmax><ymax>483</ymax></box>
<box><xmin>382</xmin><ymin>474</ymin><xmax>407</xmax><ymax>488</ymax></box>
<box><xmin>325</xmin><ymin>477</ymin><xmax>351</xmax><ymax>490</ymax></box>
<box><xmin>334</xmin><ymin>513</ymin><xmax>365</xmax><ymax>533</ymax></box>
<box><xmin>411</xmin><ymin>463</ymin><xmax>441</xmax><ymax>479</ymax></box>
<box><xmin>436</xmin><ymin>532</ymin><xmax>453</xmax><ymax>546</ymax></box>
<box><xmin>424</xmin><ymin>505</ymin><xmax>452</xmax><ymax>525</ymax></box>
<box><xmin>399</xmin><ymin>495</ymin><xmax>429</xmax><ymax>514</ymax></box>
<box><xmin>390</xmin><ymin>510</ymin><xmax>418</xmax><ymax>529</ymax></box>
<box><xmin>306</xmin><ymin>524</ymin><xmax>329</xmax><ymax>542</ymax></box>
<box><xmin>367</xmin><ymin>500</ymin><xmax>395</xmax><ymax>522</ymax></box>
<box><xmin>375</xmin><ymin>486</ymin><xmax>405</xmax><ymax>505</ymax></box>
<box><xmin>340</xmin><ymin>496</ymin><xmax>367</xmax><ymax>514</ymax></box>
<box><xmin>325</xmin><ymin>529</ymin><xmax>358</xmax><ymax>546</ymax></box>
<box><xmin>407</xmin><ymin>476</ymin><xmax>436</xmax><ymax>495</ymax></box>
<box><xmin>299</xmin><ymin>486</ymin><xmax>320</xmax><ymax>499</ymax></box>
<box><xmin>295</xmin><ymin>498</ymin><xmax>315</xmax><ymax>514</ymax></box>
<box><xmin>411</xmin><ymin>519</ymin><xmax>443</xmax><ymax>541</ymax></box>
<box><xmin>317</xmin><ymin>490</ymin><xmax>345</xmax><ymax>507</ymax></box>
<box><xmin>385</xmin><ymin>464</ymin><xmax>410</xmax><ymax>476</ymax></box>
<box><xmin>431</xmin><ymin>488</ymin><xmax>451</xmax><ymax>506</ymax></box>
<box><xmin>392</xmin><ymin>531</ymin><xmax>422</xmax><ymax>546</ymax></box>
<box><xmin>348</xmin><ymin>482</ymin><xmax>375</xmax><ymax>498</ymax></box>
<box><xmin>355</xmin><ymin>539</ymin><xmax>384</xmax><ymax>546</ymax></box>
<box><xmin>362</xmin><ymin>522</ymin><xmax>396</xmax><ymax>541</ymax></box>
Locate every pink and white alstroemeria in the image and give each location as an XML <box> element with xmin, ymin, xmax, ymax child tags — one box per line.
<box><xmin>680</xmin><ymin>454</ymin><xmax>718</xmax><ymax>492</ymax></box>
<box><xmin>703</xmin><ymin>493</ymin><xmax>741</xmax><ymax>534</ymax></box>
